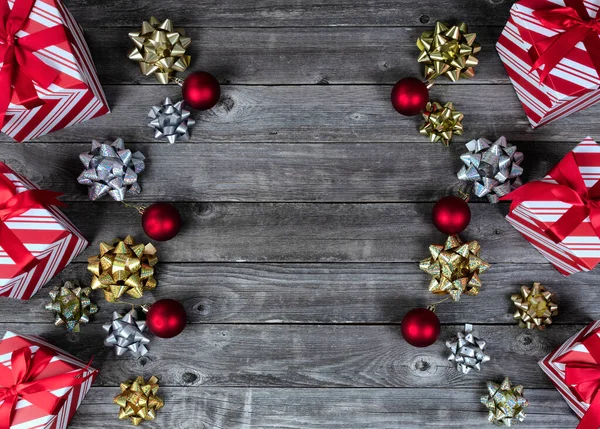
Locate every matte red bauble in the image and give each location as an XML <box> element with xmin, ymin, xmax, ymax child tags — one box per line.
<box><xmin>390</xmin><ymin>77</ymin><xmax>429</xmax><ymax>116</ymax></box>
<box><xmin>432</xmin><ymin>196</ymin><xmax>471</xmax><ymax>235</ymax></box>
<box><xmin>142</xmin><ymin>203</ymin><xmax>182</xmax><ymax>241</ymax></box>
<box><xmin>182</xmin><ymin>71</ymin><xmax>221</xmax><ymax>110</ymax></box>
<box><xmin>146</xmin><ymin>299</ymin><xmax>187</xmax><ymax>338</ymax></box>
<box><xmin>401</xmin><ymin>308</ymin><xmax>440</xmax><ymax>348</ymax></box>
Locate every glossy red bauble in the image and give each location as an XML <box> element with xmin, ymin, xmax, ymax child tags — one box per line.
<box><xmin>146</xmin><ymin>299</ymin><xmax>187</xmax><ymax>338</ymax></box>
<box><xmin>142</xmin><ymin>203</ymin><xmax>182</xmax><ymax>241</ymax></box>
<box><xmin>432</xmin><ymin>196</ymin><xmax>471</xmax><ymax>235</ymax></box>
<box><xmin>181</xmin><ymin>71</ymin><xmax>221</xmax><ymax>110</ymax></box>
<box><xmin>401</xmin><ymin>308</ymin><xmax>440</xmax><ymax>348</ymax></box>
<box><xmin>390</xmin><ymin>77</ymin><xmax>429</xmax><ymax>116</ymax></box>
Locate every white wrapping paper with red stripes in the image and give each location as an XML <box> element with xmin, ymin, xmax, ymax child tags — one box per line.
<box><xmin>539</xmin><ymin>320</ymin><xmax>600</xmax><ymax>422</ymax></box>
<box><xmin>505</xmin><ymin>137</ymin><xmax>600</xmax><ymax>275</ymax></box>
<box><xmin>496</xmin><ymin>0</ymin><xmax>600</xmax><ymax>128</ymax></box>
<box><xmin>0</xmin><ymin>162</ymin><xmax>87</xmax><ymax>299</ymax></box>
<box><xmin>0</xmin><ymin>0</ymin><xmax>109</xmax><ymax>142</ymax></box>
<box><xmin>0</xmin><ymin>331</ymin><xmax>97</xmax><ymax>429</ymax></box>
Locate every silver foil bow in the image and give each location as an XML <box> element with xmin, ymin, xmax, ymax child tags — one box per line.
<box><xmin>148</xmin><ymin>97</ymin><xmax>195</xmax><ymax>143</ymax></box>
<box><xmin>457</xmin><ymin>137</ymin><xmax>524</xmax><ymax>203</ymax></box>
<box><xmin>78</xmin><ymin>138</ymin><xmax>146</xmax><ymax>201</ymax></box>
<box><xmin>446</xmin><ymin>323</ymin><xmax>490</xmax><ymax>374</ymax></box>
<box><xmin>103</xmin><ymin>309</ymin><xmax>150</xmax><ymax>358</ymax></box>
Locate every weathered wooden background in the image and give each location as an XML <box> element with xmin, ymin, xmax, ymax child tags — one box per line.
<box><xmin>0</xmin><ymin>0</ymin><xmax>597</xmax><ymax>427</ymax></box>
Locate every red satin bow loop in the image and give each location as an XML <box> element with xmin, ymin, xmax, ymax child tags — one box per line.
<box><xmin>0</xmin><ymin>346</ymin><xmax>89</xmax><ymax>429</ymax></box>
<box><xmin>529</xmin><ymin>0</ymin><xmax>600</xmax><ymax>83</ymax></box>
<box><xmin>0</xmin><ymin>0</ymin><xmax>68</xmax><ymax>128</ymax></box>
<box><xmin>501</xmin><ymin>151</ymin><xmax>600</xmax><ymax>243</ymax></box>
<box><xmin>0</xmin><ymin>173</ymin><xmax>65</xmax><ymax>271</ymax></box>
<box><xmin>560</xmin><ymin>332</ymin><xmax>600</xmax><ymax>429</ymax></box>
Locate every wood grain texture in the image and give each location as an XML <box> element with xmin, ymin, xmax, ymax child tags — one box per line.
<box><xmin>0</xmin><ymin>141</ymin><xmax>569</xmax><ymax>203</ymax></box>
<box><xmin>2</xmin><ymin>263</ymin><xmax>596</xmax><ymax>324</ymax></box>
<box><xmin>0</xmin><ymin>324</ymin><xmax>583</xmax><ymax>388</ymax></box>
<box><xmin>69</xmin><ymin>387</ymin><xmax>578</xmax><ymax>429</ymax></box>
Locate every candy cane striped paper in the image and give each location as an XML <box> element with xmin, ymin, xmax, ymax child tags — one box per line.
<box><xmin>0</xmin><ymin>331</ymin><xmax>97</xmax><ymax>429</ymax></box>
<box><xmin>0</xmin><ymin>0</ymin><xmax>109</xmax><ymax>142</ymax></box>
<box><xmin>496</xmin><ymin>0</ymin><xmax>600</xmax><ymax>128</ymax></box>
<box><xmin>505</xmin><ymin>137</ymin><xmax>600</xmax><ymax>276</ymax></box>
<box><xmin>0</xmin><ymin>163</ymin><xmax>87</xmax><ymax>299</ymax></box>
<box><xmin>539</xmin><ymin>321</ymin><xmax>600</xmax><ymax>421</ymax></box>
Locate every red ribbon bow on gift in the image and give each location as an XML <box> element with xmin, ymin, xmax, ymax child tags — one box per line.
<box><xmin>529</xmin><ymin>0</ymin><xmax>600</xmax><ymax>83</ymax></box>
<box><xmin>0</xmin><ymin>346</ymin><xmax>90</xmax><ymax>429</ymax></box>
<box><xmin>557</xmin><ymin>330</ymin><xmax>600</xmax><ymax>429</ymax></box>
<box><xmin>0</xmin><ymin>172</ymin><xmax>65</xmax><ymax>271</ymax></box>
<box><xmin>0</xmin><ymin>0</ymin><xmax>68</xmax><ymax>128</ymax></box>
<box><xmin>501</xmin><ymin>151</ymin><xmax>600</xmax><ymax>243</ymax></box>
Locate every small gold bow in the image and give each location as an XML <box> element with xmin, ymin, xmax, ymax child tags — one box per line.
<box><xmin>511</xmin><ymin>283</ymin><xmax>558</xmax><ymax>330</ymax></box>
<box><xmin>114</xmin><ymin>376</ymin><xmax>164</xmax><ymax>426</ymax></box>
<box><xmin>45</xmin><ymin>281</ymin><xmax>98</xmax><ymax>332</ymax></box>
<box><xmin>419</xmin><ymin>101</ymin><xmax>464</xmax><ymax>146</ymax></box>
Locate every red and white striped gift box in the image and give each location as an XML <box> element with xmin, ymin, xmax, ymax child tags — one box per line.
<box><xmin>0</xmin><ymin>162</ymin><xmax>87</xmax><ymax>299</ymax></box>
<box><xmin>539</xmin><ymin>321</ymin><xmax>600</xmax><ymax>424</ymax></box>
<box><xmin>496</xmin><ymin>0</ymin><xmax>600</xmax><ymax>128</ymax></box>
<box><xmin>0</xmin><ymin>331</ymin><xmax>97</xmax><ymax>429</ymax></box>
<box><xmin>504</xmin><ymin>137</ymin><xmax>600</xmax><ymax>275</ymax></box>
<box><xmin>0</xmin><ymin>0</ymin><xmax>109</xmax><ymax>142</ymax></box>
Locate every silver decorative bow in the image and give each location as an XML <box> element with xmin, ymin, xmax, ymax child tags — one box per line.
<box><xmin>103</xmin><ymin>309</ymin><xmax>150</xmax><ymax>358</ymax></box>
<box><xmin>148</xmin><ymin>97</ymin><xmax>195</xmax><ymax>143</ymax></box>
<box><xmin>457</xmin><ymin>137</ymin><xmax>524</xmax><ymax>203</ymax></box>
<box><xmin>446</xmin><ymin>323</ymin><xmax>490</xmax><ymax>374</ymax></box>
<box><xmin>78</xmin><ymin>138</ymin><xmax>146</xmax><ymax>201</ymax></box>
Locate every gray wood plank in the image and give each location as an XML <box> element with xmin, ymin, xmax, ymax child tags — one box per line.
<box><xmin>69</xmin><ymin>387</ymin><xmax>578</xmax><ymax>429</ymax></box>
<box><xmin>89</xmin><ymin>26</ymin><xmax>507</xmax><ymax>85</ymax></box>
<box><xmin>60</xmin><ymin>202</ymin><xmax>552</xmax><ymax>264</ymax></box>
<box><xmin>0</xmin><ymin>141</ymin><xmax>569</xmax><ymax>203</ymax></box>
<box><xmin>3</xmin><ymin>263</ymin><xmax>597</xmax><ymax>325</ymax></box>
<box><xmin>6</xmin><ymin>85</ymin><xmax>599</xmax><ymax>143</ymax></box>
<box><xmin>0</xmin><ymin>324</ymin><xmax>584</xmax><ymax>388</ymax></box>
<box><xmin>67</xmin><ymin>0</ymin><xmax>513</xmax><ymax>28</ymax></box>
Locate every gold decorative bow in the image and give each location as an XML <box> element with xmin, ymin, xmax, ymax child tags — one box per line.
<box><xmin>420</xmin><ymin>235</ymin><xmax>490</xmax><ymax>301</ymax></box>
<box><xmin>88</xmin><ymin>235</ymin><xmax>158</xmax><ymax>302</ymax></box>
<box><xmin>128</xmin><ymin>17</ymin><xmax>191</xmax><ymax>84</ymax></box>
<box><xmin>419</xmin><ymin>101</ymin><xmax>464</xmax><ymax>146</ymax></box>
<box><xmin>417</xmin><ymin>22</ymin><xmax>480</xmax><ymax>82</ymax></box>
<box><xmin>45</xmin><ymin>281</ymin><xmax>98</xmax><ymax>332</ymax></box>
<box><xmin>511</xmin><ymin>283</ymin><xmax>558</xmax><ymax>330</ymax></box>
<box><xmin>481</xmin><ymin>377</ymin><xmax>528</xmax><ymax>426</ymax></box>
<box><xmin>114</xmin><ymin>376</ymin><xmax>164</xmax><ymax>426</ymax></box>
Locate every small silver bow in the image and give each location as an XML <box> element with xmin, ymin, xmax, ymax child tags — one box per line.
<box><xmin>457</xmin><ymin>137</ymin><xmax>524</xmax><ymax>203</ymax></box>
<box><xmin>78</xmin><ymin>138</ymin><xmax>145</xmax><ymax>201</ymax></box>
<box><xmin>446</xmin><ymin>323</ymin><xmax>490</xmax><ymax>374</ymax></box>
<box><xmin>148</xmin><ymin>97</ymin><xmax>195</xmax><ymax>143</ymax></box>
<box><xmin>103</xmin><ymin>309</ymin><xmax>150</xmax><ymax>358</ymax></box>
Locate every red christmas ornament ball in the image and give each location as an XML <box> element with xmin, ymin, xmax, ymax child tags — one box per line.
<box><xmin>401</xmin><ymin>308</ymin><xmax>440</xmax><ymax>348</ymax></box>
<box><xmin>142</xmin><ymin>203</ymin><xmax>182</xmax><ymax>242</ymax></box>
<box><xmin>432</xmin><ymin>196</ymin><xmax>471</xmax><ymax>235</ymax></box>
<box><xmin>146</xmin><ymin>299</ymin><xmax>187</xmax><ymax>338</ymax></box>
<box><xmin>181</xmin><ymin>71</ymin><xmax>221</xmax><ymax>110</ymax></box>
<box><xmin>390</xmin><ymin>77</ymin><xmax>429</xmax><ymax>116</ymax></box>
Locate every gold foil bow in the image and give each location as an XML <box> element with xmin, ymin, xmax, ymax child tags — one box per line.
<box><xmin>417</xmin><ymin>22</ymin><xmax>480</xmax><ymax>82</ymax></box>
<box><xmin>420</xmin><ymin>235</ymin><xmax>490</xmax><ymax>301</ymax></box>
<box><xmin>114</xmin><ymin>376</ymin><xmax>164</xmax><ymax>426</ymax></box>
<box><xmin>511</xmin><ymin>283</ymin><xmax>558</xmax><ymax>330</ymax></box>
<box><xmin>88</xmin><ymin>235</ymin><xmax>158</xmax><ymax>302</ymax></box>
<box><xmin>128</xmin><ymin>17</ymin><xmax>191</xmax><ymax>84</ymax></box>
<box><xmin>45</xmin><ymin>281</ymin><xmax>98</xmax><ymax>332</ymax></box>
<box><xmin>419</xmin><ymin>101</ymin><xmax>464</xmax><ymax>146</ymax></box>
<box><xmin>481</xmin><ymin>377</ymin><xmax>528</xmax><ymax>426</ymax></box>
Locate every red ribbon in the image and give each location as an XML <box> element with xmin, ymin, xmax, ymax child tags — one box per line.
<box><xmin>0</xmin><ymin>0</ymin><xmax>68</xmax><ymax>128</ymax></box>
<box><xmin>0</xmin><ymin>346</ymin><xmax>90</xmax><ymax>429</ymax></box>
<box><xmin>501</xmin><ymin>151</ymin><xmax>600</xmax><ymax>244</ymax></box>
<box><xmin>529</xmin><ymin>0</ymin><xmax>600</xmax><ymax>83</ymax></box>
<box><xmin>0</xmin><ymin>172</ymin><xmax>65</xmax><ymax>272</ymax></box>
<box><xmin>556</xmin><ymin>330</ymin><xmax>600</xmax><ymax>429</ymax></box>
